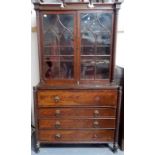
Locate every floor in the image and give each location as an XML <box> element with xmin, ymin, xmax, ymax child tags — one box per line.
<box><xmin>31</xmin><ymin>146</ymin><xmax>124</xmax><ymax>155</ymax></box>
<box><xmin>31</xmin><ymin>132</ymin><xmax>124</xmax><ymax>155</ymax></box>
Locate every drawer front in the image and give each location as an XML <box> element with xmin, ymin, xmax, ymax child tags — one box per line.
<box><xmin>37</xmin><ymin>90</ymin><xmax>118</xmax><ymax>107</ymax></box>
<box><xmin>38</xmin><ymin>107</ymin><xmax>116</xmax><ymax>118</ymax></box>
<box><xmin>39</xmin><ymin>130</ymin><xmax>114</xmax><ymax>142</ymax></box>
<box><xmin>39</xmin><ymin>119</ymin><xmax>116</xmax><ymax>129</ymax></box>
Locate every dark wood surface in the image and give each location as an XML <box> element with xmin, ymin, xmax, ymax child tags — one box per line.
<box><xmin>39</xmin><ymin>119</ymin><xmax>116</xmax><ymax>129</ymax></box>
<box><xmin>39</xmin><ymin>129</ymin><xmax>115</xmax><ymax>142</ymax></box>
<box><xmin>114</xmin><ymin>66</ymin><xmax>124</xmax><ymax>150</ymax></box>
<box><xmin>37</xmin><ymin>90</ymin><xmax>118</xmax><ymax>107</ymax></box>
<box><xmin>34</xmin><ymin>86</ymin><xmax>121</xmax><ymax>147</ymax></box>
<box><xmin>38</xmin><ymin>107</ymin><xmax>116</xmax><ymax>118</ymax></box>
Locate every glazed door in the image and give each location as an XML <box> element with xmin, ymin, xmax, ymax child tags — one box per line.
<box><xmin>41</xmin><ymin>12</ymin><xmax>77</xmax><ymax>82</ymax></box>
<box><xmin>79</xmin><ymin>11</ymin><xmax>113</xmax><ymax>82</ymax></box>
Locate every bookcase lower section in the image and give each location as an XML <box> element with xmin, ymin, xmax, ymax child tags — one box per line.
<box><xmin>33</xmin><ymin>85</ymin><xmax>121</xmax><ymax>153</ymax></box>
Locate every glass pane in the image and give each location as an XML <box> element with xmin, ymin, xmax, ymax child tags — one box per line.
<box><xmin>60</xmin><ymin>61</ymin><xmax>73</xmax><ymax>79</ymax></box>
<box><xmin>81</xmin><ymin>31</ymin><xmax>95</xmax><ymax>46</ymax></box>
<box><xmin>81</xmin><ymin>56</ymin><xmax>95</xmax><ymax>62</ymax></box>
<box><xmin>44</xmin><ymin>47</ymin><xmax>59</xmax><ymax>55</ymax></box>
<box><xmin>45</xmin><ymin>56</ymin><xmax>59</xmax><ymax>62</ymax></box>
<box><xmin>43</xmin><ymin>14</ymin><xmax>74</xmax><ymax>46</ymax></box>
<box><xmin>80</xmin><ymin>12</ymin><xmax>112</xmax><ymax>44</ymax></box>
<box><xmin>98</xmin><ymin>13</ymin><xmax>112</xmax><ymax>31</ymax></box>
<box><xmin>59</xmin><ymin>14</ymin><xmax>74</xmax><ymax>31</ymax></box>
<box><xmin>81</xmin><ymin>46</ymin><xmax>95</xmax><ymax>55</ymax></box>
<box><xmin>92</xmin><ymin>0</ymin><xmax>104</xmax><ymax>3</ymax></box>
<box><xmin>65</xmin><ymin>0</ymin><xmax>85</xmax><ymax>2</ymax></box>
<box><xmin>44</xmin><ymin>60</ymin><xmax>60</xmax><ymax>79</ymax></box>
<box><xmin>42</xmin><ymin>13</ymin><xmax>74</xmax><ymax>80</ymax></box>
<box><xmin>95</xmin><ymin>57</ymin><xmax>110</xmax><ymax>79</ymax></box>
<box><xmin>60</xmin><ymin>47</ymin><xmax>73</xmax><ymax>55</ymax></box>
<box><xmin>96</xmin><ymin>32</ymin><xmax>110</xmax><ymax>45</ymax></box>
<box><xmin>80</xmin><ymin>12</ymin><xmax>112</xmax><ymax>80</ymax></box>
<box><xmin>96</xmin><ymin>46</ymin><xmax>110</xmax><ymax>55</ymax></box>
<box><xmin>81</xmin><ymin>62</ymin><xmax>95</xmax><ymax>80</ymax></box>
<box><xmin>60</xmin><ymin>56</ymin><xmax>73</xmax><ymax>61</ymax></box>
<box><xmin>81</xmin><ymin>56</ymin><xmax>95</xmax><ymax>79</ymax></box>
<box><xmin>60</xmin><ymin>32</ymin><xmax>74</xmax><ymax>46</ymax></box>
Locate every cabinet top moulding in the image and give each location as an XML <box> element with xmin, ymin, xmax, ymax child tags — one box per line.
<box><xmin>33</xmin><ymin>0</ymin><xmax>123</xmax><ymax>11</ymax></box>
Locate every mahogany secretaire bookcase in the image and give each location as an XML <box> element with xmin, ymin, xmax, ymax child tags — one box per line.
<box><xmin>32</xmin><ymin>0</ymin><xmax>123</xmax><ymax>153</ymax></box>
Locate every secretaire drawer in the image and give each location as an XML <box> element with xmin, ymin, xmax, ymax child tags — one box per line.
<box><xmin>38</xmin><ymin>107</ymin><xmax>116</xmax><ymax>118</ymax></box>
<box><xmin>39</xmin><ymin>130</ymin><xmax>115</xmax><ymax>142</ymax></box>
<box><xmin>39</xmin><ymin>118</ymin><xmax>116</xmax><ymax>129</ymax></box>
<box><xmin>37</xmin><ymin>90</ymin><xmax>118</xmax><ymax>107</ymax></box>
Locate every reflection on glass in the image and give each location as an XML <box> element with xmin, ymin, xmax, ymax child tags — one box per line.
<box><xmin>96</xmin><ymin>46</ymin><xmax>110</xmax><ymax>55</ymax></box>
<box><xmin>95</xmin><ymin>57</ymin><xmax>110</xmax><ymax>79</ymax></box>
<box><xmin>60</xmin><ymin>47</ymin><xmax>73</xmax><ymax>55</ymax></box>
<box><xmin>60</xmin><ymin>32</ymin><xmax>73</xmax><ymax>46</ymax></box>
<box><xmin>44</xmin><ymin>47</ymin><xmax>59</xmax><ymax>55</ymax></box>
<box><xmin>60</xmin><ymin>61</ymin><xmax>73</xmax><ymax>79</ymax></box>
<box><xmin>43</xmin><ymin>13</ymin><xmax>74</xmax><ymax>80</ymax></box>
<box><xmin>65</xmin><ymin>0</ymin><xmax>84</xmax><ymax>2</ymax></box>
<box><xmin>81</xmin><ymin>56</ymin><xmax>110</xmax><ymax>79</ymax></box>
<box><xmin>81</xmin><ymin>31</ymin><xmax>95</xmax><ymax>46</ymax></box>
<box><xmin>45</xmin><ymin>61</ymin><xmax>59</xmax><ymax>79</ymax></box>
<box><xmin>60</xmin><ymin>56</ymin><xmax>73</xmax><ymax>61</ymax></box>
<box><xmin>81</xmin><ymin>62</ymin><xmax>95</xmax><ymax>80</ymax></box>
<box><xmin>80</xmin><ymin>12</ymin><xmax>112</xmax><ymax>46</ymax></box>
<box><xmin>44</xmin><ymin>31</ymin><xmax>58</xmax><ymax>47</ymax></box>
<box><xmin>81</xmin><ymin>56</ymin><xmax>95</xmax><ymax>79</ymax></box>
<box><xmin>81</xmin><ymin>46</ymin><xmax>95</xmax><ymax>55</ymax></box>
<box><xmin>96</xmin><ymin>32</ymin><xmax>110</xmax><ymax>45</ymax></box>
<box><xmin>92</xmin><ymin>0</ymin><xmax>104</xmax><ymax>2</ymax></box>
<box><xmin>80</xmin><ymin>12</ymin><xmax>112</xmax><ymax>79</ymax></box>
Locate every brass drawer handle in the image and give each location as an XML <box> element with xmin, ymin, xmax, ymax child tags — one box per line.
<box><xmin>93</xmin><ymin>121</ymin><xmax>99</xmax><ymax>128</ymax></box>
<box><xmin>94</xmin><ymin>110</ymin><xmax>99</xmax><ymax>117</ymax></box>
<box><xmin>92</xmin><ymin>134</ymin><xmax>98</xmax><ymax>139</ymax></box>
<box><xmin>53</xmin><ymin>95</ymin><xmax>60</xmax><ymax>103</ymax></box>
<box><xmin>55</xmin><ymin>133</ymin><xmax>61</xmax><ymax>140</ymax></box>
<box><xmin>55</xmin><ymin>121</ymin><xmax>61</xmax><ymax>129</ymax></box>
<box><xmin>55</xmin><ymin>109</ymin><xmax>61</xmax><ymax>116</ymax></box>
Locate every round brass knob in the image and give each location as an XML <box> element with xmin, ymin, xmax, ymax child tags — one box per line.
<box><xmin>55</xmin><ymin>121</ymin><xmax>61</xmax><ymax>129</ymax></box>
<box><xmin>55</xmin><ymin>133</ymin><xmax>61</xmax><ymax>140</ymax></box>
<box><xmin>53</xmin><ymin>95</ymin><xmax>60</xmax><ymax>103</ymax></box>
<box><xmin>95</xmin><ymin>96</ymin><xmax>100</xmax><ymax>101</ymax></box>
<box><xmin>94</xmin><ymin>110</ymin><xmax>99</xmax><ymax>117</ymax></box>
<box><xmin>93</xmin><ymin>121</ymin><xmax>99</xmax><ymax>128</ymax></box>
<box><xmin>92</xmin><ymin>134</ymin><xmax>98</xmax><ymax>139</ymax></box>
<box><xmin>55</xmin><ymin>109</ymin><xmax>61</xmax><ymax>116</ymax></box>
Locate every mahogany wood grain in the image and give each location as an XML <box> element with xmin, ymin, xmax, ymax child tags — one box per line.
<box><xmin>39</xmin><ymin>129</ymin><xmax>115</xmax><ymax>142</ymax></box>
<box><xmin>39</xmin><ymin>118</ymin><xmax>116</xmax><ymax>129</ymax></box>
<box><xmin>34</xmin><ymin>3</ymin><xmax>116</xmax><ymax>11</ymax></box>
<box><xmin>37</xmin><ymin>90</ymin><xmax>118</xmax><ymax>107</ymax></box>
<box><xmin>38</xmin><ymin>107</ymin><xmax>116</xmax><ymax>118</ymax></box>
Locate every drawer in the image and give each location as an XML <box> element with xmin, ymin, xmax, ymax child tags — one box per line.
<box><xmin>38</xmin><ymin>107</ymin><xmax>116</xmax><ymax>118</ymax></box>
<box><xmin>39</xmin><ymin>119</ymin><xmax>116</xmax><ymax>129</ymax></box>
<box><xmin>39</xmin><ymin>130</ymin><xmax>114</xmax><ymax>142</ymax></box>
<box><xmin>37</xmin><ymin>90</ymin><xmax>118</xmax><ymax>107</ymax></box>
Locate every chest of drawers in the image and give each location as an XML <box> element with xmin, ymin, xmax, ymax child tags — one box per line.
<box><xmin>33</xmin><ymin>85</ymin><xmax>122</xmax><ymax>152</ymax></box>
